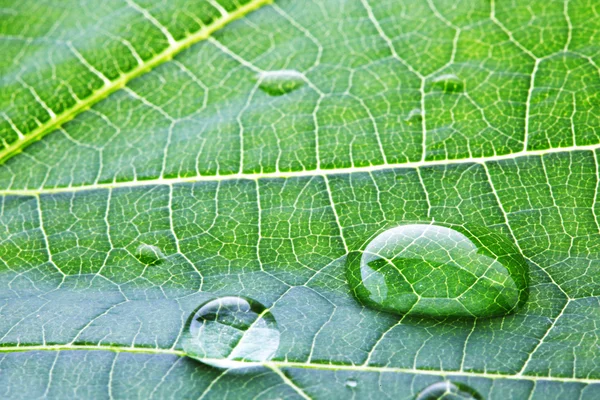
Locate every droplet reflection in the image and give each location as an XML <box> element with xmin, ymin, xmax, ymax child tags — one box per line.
<box><xmin>257</xmin><ymin>70</ymin><xmax>305</xmax><ymax>96</ymax></box>
<box><xmin>182</xmin><ymin>296</ymin><xmax>280</xmax><ymax>369</ymax></box>
<box><xmin>431</xmin><ymin>74</ymin><xmax>464</xmax><ymax>93</ymax></box>
<box><xmin>346</xmin><ymin>223</ymin><xmax>529</xmax><ymax>318</ymax></box>
<box><xmin>135</xmin><ymin>243</ymin><xmax>165</xmax><ymax>265</ymax></box>
<box><xmin>416</xmin><ymin>381</ymin><xmax>483</xmax><ymax>400</ymax></box>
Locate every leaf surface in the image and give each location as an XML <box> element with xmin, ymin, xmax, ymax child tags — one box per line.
<box><xmin>1</xmin><ymin>0</ymin><xmax>599</xmax><ymax>398</ymax></box>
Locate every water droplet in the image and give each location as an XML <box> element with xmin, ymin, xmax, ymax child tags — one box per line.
<box><xmin>346</xmin><ymin>223</ymin><xmax>528</xmax><ymax>318</ymax></box>
<box><xmin>182</xmin><ymin>296</ymin><xmax>280</xmax><ymax>369</ymax></box>
<box><xmin>431</xmin><ymin>74</ymin><xmax>464</xmax><ymax>93</ymax></box>
<box><xmin>416</xmin><ymin>381</ymin><xmax>483</xmax><ymax>400</ymax></box>
<box><xmin>135</xmin><ymin>243</ymin><xmax>165</xmax><ymax>265</ymax></box>
<box><xmin>345</xmin><ymin>379</ymin><xmax>358</xmax><ymax>388</ymax></box>
<box><xmin>404</xmin><ymin>108</ymin><xmax>423</xmax><ymax>125</ymax></box>
<box><xmin>257</xmin><ymin>70</ymin><xmax>305</xmax><ymax>96</ymax></box>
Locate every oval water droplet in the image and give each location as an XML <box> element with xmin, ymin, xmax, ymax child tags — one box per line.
<box><xmin>135</xmin><ymin>243</ymin><xmax>165</xmax><ymax>265</ymax></box>
<box><xmin>431</xmin><ymin>74</ymin><xmax>464</xmax><ymax>93</ymax></box>
<box><xmin>345</xmin><ymin>378</ymin><xmax>358</xmax><ymax>388</ymax></box>
<box><xmin>182</xmin><ymin>296</ymin><xmax>280</xmax><ymax>369</ymax></box>
<box><xmin>416</xmin><ymin>381</ymin><xmax>483</xmax><ymax>400</ymax></box>
<box><xmin>257</xmin><ymin>69</ymin><xmax>305</xmax><ymax>96</ymax></box>
<box><xmin>404</xmin><ymin>108</ymin><xmax>423</xmax><ymax>126</ymax></box>
<box><xmin>346</xmin><ymin>223</ymin><xmax>528</xmax><ymax>318</ymax></box>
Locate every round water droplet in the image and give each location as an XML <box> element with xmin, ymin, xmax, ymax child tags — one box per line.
<box><xmin>404</xmin><ymin>108</ymin><xmax>423</xmax><ymax>125</ymax></box>
<box><xmin>345</xmin><ymin>378</ymin><xmax>358</xmax><ymax>388</ymax></box>
<box><xmin>346</xmin><ymin>223</ymin><xmax>528</xmax><ymax>318</ymax></box>
<box><xmin>431</xmin><ymin>74</ymin><xmax>464</xmax><ymax>93</ymax></box>
<box><xmin>257</xmin><ymin>70</ymin><xmax>305</xmax><ymax>96</ymax></box>
<box><xmin>416</xmin><ymin>381</ymin><xmax>483</xmax><ymax>400</ymax></box>
<box><xmin>135</xmin><ymin>243</ymin><xmax>165</xmax><ymax>265</ymax></box>
<box><xmin>182</xmin><ymin>296</ymin><xmax>280</xmax><ymax>369</ymax></box>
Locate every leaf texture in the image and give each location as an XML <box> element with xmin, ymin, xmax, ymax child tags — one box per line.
<box><xmin>1</xmin><ymin>0</ymin><xmax>599</xmax><ymax>398</ymax></box>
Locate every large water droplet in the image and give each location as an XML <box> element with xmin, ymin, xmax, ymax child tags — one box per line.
<box><xmin>346</xmin><ymin>223</ymin><xmax>528</xmax><ymax>318</ymax></box>
<box><xmin>431</xmin><ymin>74</ymin><xmax>464</xmax><ymax>93</ymax></box>
<box><xmin>416</xmin><ymin>381</ymin><xmax>483</xmax><ymax>400</ymax></box>
<box><xmin>345</xmin><ymin>378</ymin><xmax>358</xmax><ymax>388</ymax></box>
<box><xmin>135</xmin><ymin>243</ymin><xmax>165</xmax><ymax>265</ymax></box>
<box><xmin>257</xmin><ymin>70</ymin><xmax>305</xmax><ymax>96</ymax></box>
<box><xmin>182</xmin><ymin>296</ymin><xmax>280</xmax><ymax>369</ymax></box>
<box><xmin>404</xmin><ymin>108</ymin><xmax>423</xmax><ymax>126</ymax></box>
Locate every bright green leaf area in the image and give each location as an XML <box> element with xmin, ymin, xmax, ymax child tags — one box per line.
<box><xmin>1</xmin><ymin>0</ymin><xmax>599</xmax><ymax>398</ymax></box>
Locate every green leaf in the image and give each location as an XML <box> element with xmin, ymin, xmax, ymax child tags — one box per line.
<box><xmin>1</xmin><ymin>0</ymin><xmax>599</xmax><ymax>398</ymax></box>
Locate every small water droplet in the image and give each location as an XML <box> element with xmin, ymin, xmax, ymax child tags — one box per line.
<box><xmin>416</xmin><ymin>381</ymin><xmax>483</xmax><ymax>400</ymax></box>
<box><xmin>404</xmin><ymin>108</ymin><xmax>423</xmax><ymax>125</ymax></box>
<box><xmin>345</xmin><ymin>379</ymin><xmax>358</xmax><ymax>388</ymax></box>
<box><xmin>182</xmin><ymin>296</ymin><xmax>280</xmax><ymax>369</ymax></box>
<box><xmin>431</xmin><ymin>74</ymin><xmax>464</xmax><ymax>93</ymax></box>
<box><xmin>346</xmin><ymin>223</ymin><xmax>528</xmax><ymax>318</ymax></box>
<box><xmin>135</xmin><ymin>243</ymin><xmax>165</xmax><ymax>265</ymax></box>
<box><xmin>257</xmin><ymin>70</ymin><xmax>305</xmax><ymax>96</ymax></box>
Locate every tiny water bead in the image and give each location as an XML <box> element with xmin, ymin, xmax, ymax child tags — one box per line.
<box><xmin>404</xmin><ymin>108</ymin><xmax>423</xmax><ymax>125</ymax></box>
<box><xmin>431</xmin><ymin>74</ymin><xmax>464</xmax><ymax>93</ymax></box>
<box><xmin>345</xmin><ymin>379</ymin><xmax>358</xmax><ymax>388</ymax></box>
<box><xmin>346</xmin><ymin>223</ymin><xmax>529</xmax><ymax>318</ymax></box>
<box><xmin>416</xmin><ymin>381</ymin><xmax>483</xmax><ymax>400</ymax></box>
<box><xmin>182</xmin><ymin>296</ymin><xmax>280</xmax><ymax>369</ymax></box>
<box><xmin>257</xmin><ymin>69</ymin><xmax>305</xmax><ymax>96</ymax></box>
<box><xmin>135</xmin><ymin>243</ymin><xmax>165</xmax><ymax>265</ymax></box>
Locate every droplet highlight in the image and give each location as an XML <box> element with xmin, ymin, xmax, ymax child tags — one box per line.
<box><xmin>404</xmin><ymin>108</ymin><xmax>423</xmax><ymax>126</ymax></box>
<box><xmin>257</xmin><ymin>70</ymin><xmax>305</xmax><ymax>96</ymax></box>
<box><xmin>431</xmin><ymin>74</ymin><xmax>464</xmax><ymax>93</ymax></box>
<box><xmin>416</xmin><ymin>381</ymin><xmax>483</xmax><ymax>400</ymax></box>
<box><xmin>135</xmin><ymin>243</ymin><xmax>165</xmax><ymax>265</ymax></box>
<box><xmin>182</xmin><ymin>296</ymin><xmax>280</xmax><ymax>369</ymax></box>
<box><xmin>346</xmin><ymin>223</ymin><xmax>529</xmax><ymax>318</ymax></box>
<box><xmin>345</xmin><ymin>379</ymin><xmax>358</xmax><ymax>388</ymax></box>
